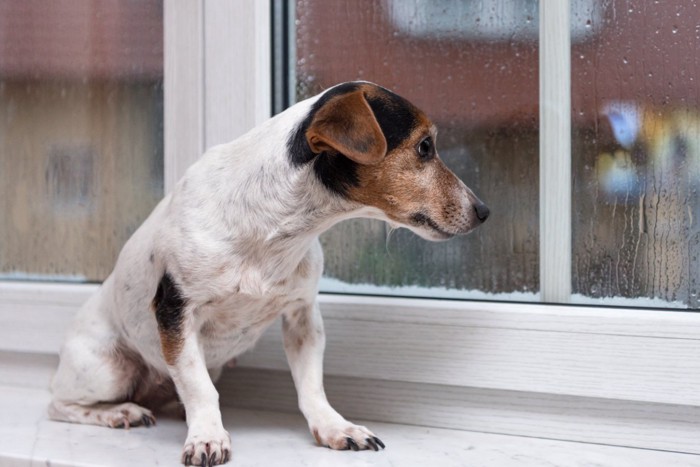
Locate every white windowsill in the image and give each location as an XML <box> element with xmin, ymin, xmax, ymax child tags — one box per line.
<box><xmin>2</xmin><ymin>384</ymin><xmax>699</xmax><ymax>467</ymax></box>
<box><xmin>1</xmin><ymin>281</ymin><xmax>700</xmax><ymax>456</ymax></box>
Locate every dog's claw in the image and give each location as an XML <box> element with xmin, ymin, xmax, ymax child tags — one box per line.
<box><xmin>208</xmin><ymin>452</ymin><xmax>217</xmax><ymax>467</ymax></box>
<box><xmin>200</xmin><ymin>453</ymin><xmax>206</xmax><ymax>466</ymax></box>
<box><xmin>184</xmin><ymin>453</ymin><xmax>192</xmax><ymax>465</ymax></box>
<box><xmin>366</xmin><ymin>437</ymin><xmax>379</xmax><ymax>451</ymax></box>
<box><xmin>373</xmin><ymin>437</ymin><xmax>385</xmax><ymax>449</ymax></box>
<box><xmin>346</xmin><ymin>437</ymin><xmax>360</xmax><ymax>451</ymax></box>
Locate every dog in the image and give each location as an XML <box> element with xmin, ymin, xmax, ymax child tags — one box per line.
<box><xmin>48</xmin><ymin>81</ymin><xmax>489</xmax><ymax>466</ymax></box>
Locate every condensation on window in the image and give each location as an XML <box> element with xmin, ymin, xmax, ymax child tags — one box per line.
<box><xmin>0</xmin><ymin>1</ymin><xmax>164</xmax><ymax>282</ymax></box>
<box><xmin>294</xmin><ymin>0</ymin><xmax>539</xmax><ymax>300</ymax></box>
<box><xmin>572</xmin><ymin>0</ymin><xmax>700</xmax><ymax>308</ymax></box>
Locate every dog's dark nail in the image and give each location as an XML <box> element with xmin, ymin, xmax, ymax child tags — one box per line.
<box><xmin>366</xmin><ymin>437</ymin><xmax>378</xmax><ymax>451</ymax></box>
<box><xmin>141</xmin><ymin>414</ymin><xmax>151</xmax><ymax>427</ymax></box>
<box><xmin>208</xmin><ymin>452</ymin><xmax>217</xmax><ymax>467</ymax></box>
<box><xmin>346</xmin><ymin>437</ymin><xmax>360</xmax><ymax>451</ymax></box>
<box><xmin>373</xmin><ymin>437</ymin><xmax>385</xmax><ymax>449</ymax></box>
<box><xmin>184</xmin><ymin>453</ymin><xmax>192</xmax><ymax>465</ymax></box>
<box><xmin>201</xmin><ymin>453</ymin><xmax>206</xmax><ymax>466</ymax></box>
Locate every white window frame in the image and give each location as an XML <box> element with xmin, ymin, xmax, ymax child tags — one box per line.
<box><xmin>1</xmin><ymin>0</ymin><xmax>698</xmax><ymax>455</ymax></box>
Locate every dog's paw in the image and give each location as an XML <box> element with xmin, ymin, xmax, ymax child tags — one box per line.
<box><xmin>181</xmin><ymin>428</ymin><xmax>232</xmax><ymax>466</ymax></box>
<box><xmin>97</xmin><ymin>402</ymin><xmax>156</xmax><ymax>429</ymax></box>
<box><xmin>311</xmin><ymin>421</ymin><xmax>385</xmax><ymax>451</ymax></box>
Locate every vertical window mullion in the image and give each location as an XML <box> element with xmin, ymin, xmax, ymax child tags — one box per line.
<box><xmin>164</xmin><ymin>0</ymin><xmax>205</xmax><ymax>193</ymax></box>
<box><xmin>164</xmin><ymin>1</ymin><xmax>270</xmax><ymax>190</ymax></box>
<box><xmin>539</xmin><ymin>0</ymin><xmax>572</xmax><ymax>303</ymax></box>
<box><xmin>204</xmin><ymin>1</ymin><xmax>271</xmax><ymax>150</ymax></box>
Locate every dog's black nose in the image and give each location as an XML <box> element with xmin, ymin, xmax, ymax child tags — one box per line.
<box><xmin>474</xmin><ymin>202</ymin><xmax>490</xmax><ymax>222</ymax></box>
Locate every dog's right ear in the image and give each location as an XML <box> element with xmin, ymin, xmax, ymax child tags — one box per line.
<box><xmin>306</xmin><ymin>91</ymin><xmax>387</xmax><ymax>166</ymax></box>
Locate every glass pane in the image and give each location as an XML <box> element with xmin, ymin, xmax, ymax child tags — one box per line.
<box><xmin>0</xmin><ymin>1</ymin><xmax>164</xmax><ymax>282</ymax></box>
<box><xmin>293</xmin><ymin>0</ymin><xmax>539</xmax><ymax>300</ymax></box>
<box><xmin>572</xmin><ymin>0</ymin><xmax>700</xmax><ymax>308</ymax></box>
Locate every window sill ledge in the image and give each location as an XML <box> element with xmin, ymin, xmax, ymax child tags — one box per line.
<box><xmin>2</xmin><ymin>383</ymin><xmax>699</xmax><ymax>467</ymax></box>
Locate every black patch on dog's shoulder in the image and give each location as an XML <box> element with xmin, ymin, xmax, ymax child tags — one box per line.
<box><xmin>365</xmin><ymin>88</ymin><xmax>420</xmax><ymax>152</ymax></box>
<box><xmin>153</xmin><ymin>273</ymin><xmax>185</xmax><ymax>332</ymax></box>
<box><xmin>152</xmin><ymin>272</ymin><xmax>186</xmax><ymax>364</ymax></box>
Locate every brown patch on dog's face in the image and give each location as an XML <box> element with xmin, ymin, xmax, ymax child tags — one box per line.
<box><xmin>344</xmin><ymin>86</ymin><xmax>489</xmax><ymax>240</ymax></box>
<box><xmin>291</xmin><ymin>81</ymin><xmax>488</xmax><ymax>238</ymax></box>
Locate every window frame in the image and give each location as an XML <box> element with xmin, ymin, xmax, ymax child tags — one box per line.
<box><xmin>0</xmin><ymin>0</ymin><xmax>698</xmax><ymax>454</ymax></box>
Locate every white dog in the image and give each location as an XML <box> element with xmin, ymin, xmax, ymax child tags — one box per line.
<box><xmin>49</xmin><ymin>81</ymin><xmax>489</xmax><ymax>466</ymax></box>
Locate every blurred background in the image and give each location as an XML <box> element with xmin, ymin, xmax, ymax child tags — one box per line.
<box><xmin>293</xmin><ymin>0</ymin><xmax>700</xmax><ymax>308</ymax></box>
<box><xmin>0</xmin><ymin>0</ymin><xmax>163</xmax><ymax>281</ymax></box>
<box><xmin>2</xmin><ymin>0</ymin><xmax>700</xmax><ymax>308</ymax></box>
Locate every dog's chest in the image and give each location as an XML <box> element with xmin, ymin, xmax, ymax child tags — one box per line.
<box><xmin>197</xmin><ymin>287</ymin><xmax>307</xmax><ymax>367</ymax></box>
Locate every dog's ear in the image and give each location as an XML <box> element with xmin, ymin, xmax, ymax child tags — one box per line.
<box><xmin>306</xmin><ymin>90</ymin><xmax>387</xmax><ymax>165</ymax></box>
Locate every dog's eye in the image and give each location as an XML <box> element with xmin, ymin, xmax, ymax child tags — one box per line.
<box><xmin>417</xmin><ymin>137</ymin><xmax>434</xmax><ymax>160</ymax></box>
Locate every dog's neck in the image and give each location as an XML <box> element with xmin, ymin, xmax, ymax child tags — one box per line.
<box><xmin>171</xmin><ymin>93</ymin><xmax>396</xmax><ymax>298</ymax></box>
<box><xmin>178</xmin><ymin>126</ymin><xmax>375</xmax><ymax>295</ymax></box>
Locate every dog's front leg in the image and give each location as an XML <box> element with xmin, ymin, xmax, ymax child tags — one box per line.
<box><xmin>154</xmin><ymin>275</ymin><xmax>231</xmax><ymax>466</ymax></box>
<box><xmin>282</xmin><ymin>302</ymin><xmax>385</xmax><ymax>452</ymax></box>
<box><xmin>168</xmin><ymin>333</ymin><xmax>231</xmax><ymax>466</ymax></box>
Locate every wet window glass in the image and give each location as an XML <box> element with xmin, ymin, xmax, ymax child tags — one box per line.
<box><xmin>0</xmin><ymin>1</ymin><xmax>164</xmax><ymax>282</ymax></box>
<box><xmin>572</xmin><ymin>0</ymin><xmax>700</xmax><ymax>308</ymax></box>
<box><xmin>292</xmin><ymin>0</ymin><xmax>540</xmax><ymax>300</ymax></box>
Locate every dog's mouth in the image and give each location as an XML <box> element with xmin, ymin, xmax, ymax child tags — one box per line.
<box><xmin>409</xmin><ymin>213</ymin><xmax>455</xmax><ymax>240</ymax></box>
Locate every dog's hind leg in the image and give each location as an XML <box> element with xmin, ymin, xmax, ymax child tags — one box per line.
<box><xmin>48</xmin><ymin>400</ymin><xmax>156</xmax><ymax>429</ymax></box>
<box><xmin>48</xmin><ymin>286</ymin><xmax>157</xmax><ymax>429</ymax></box>
<box><xmin>49</xmin><ymin>340</ymin><xmax>157</xmax><ymax>428</ymax></box>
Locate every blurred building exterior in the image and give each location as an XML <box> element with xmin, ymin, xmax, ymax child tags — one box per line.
<box><xmin>0</xmin><ymin>0</ymin><xmax>163</xmax><ymax>281</ymax></box>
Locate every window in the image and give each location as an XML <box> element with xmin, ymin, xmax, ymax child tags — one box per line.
<box><xmin>289</xmin><ymin>0</ymin><xmax>539</xmax><ymax>300</ymax></box>
<box><xmin>572</xmin><ymin>1</ymin><xmax>700</xmax><ymax>308</ymax></box>
<box><xmin>0</xmin><ymin>0</ymin><xmax>164</xmax><ymax>282</ymax></box>
<box><xmin>288</xmin><ymin>0</ymin><xmax>700</xmax><ymax>310</ymax></box>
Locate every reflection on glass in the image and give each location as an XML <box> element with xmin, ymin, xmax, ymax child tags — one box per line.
<box><xmin>294</xmin><ymin>0</ymin><xmax>539</xmax><ymax>300</ymax></box>
<box><xmin>572</xmin><ymin>0</ymin><xmax>700</xmax><ymax>308</ymax></box>
<box><xmin>0</xmin><ymin>1</ymin><xmax>164</xmax><ymax>282</ymax></box>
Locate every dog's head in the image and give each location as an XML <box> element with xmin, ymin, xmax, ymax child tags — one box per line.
<box><xmin>289</xmin><ymin>81</ymin><xmax>489</xmax><ymax>241</ymax></box>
